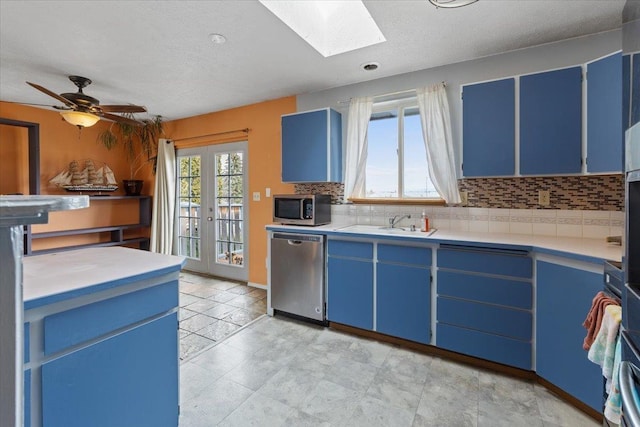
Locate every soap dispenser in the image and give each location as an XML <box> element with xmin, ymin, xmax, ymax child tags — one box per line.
<box><xmin>421</xmin><ymin>210</ymin><xmax>429</xmax><ymax>232</ymax></box>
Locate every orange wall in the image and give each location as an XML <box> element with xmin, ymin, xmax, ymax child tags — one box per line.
<box><xmin>0</xmin><ymin>97</ymin><xmax>296</xmax><ymax>285</ymax></box>
<box><xmin>0</xmin><ymin>102</ymin><xmax>150</xmax><ymax>239</ymax></box>
<box><xmin>166</xmin><ymin>96</ymin><xmax>296</xmax><ymax>285</ymax></box>
<box><xmin>0</xmin><ymin>123</ymin><xmax>29</xmax><ymax>194</ymax></box>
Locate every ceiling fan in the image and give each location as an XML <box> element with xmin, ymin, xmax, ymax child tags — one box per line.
<box><xmin>25</xmin><ymin>75</ymin><xmax>147</xmax><ymax>128</ymax></box>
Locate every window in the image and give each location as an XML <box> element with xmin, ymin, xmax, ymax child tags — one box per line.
<box><xmin>365</xmin><ymin>100</ymin><xmax>439</xmax><ymax>199</ymax></box>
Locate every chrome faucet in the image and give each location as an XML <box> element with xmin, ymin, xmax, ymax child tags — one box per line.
<box><xmin>389</xmin><ymin>214</ymin><xmax>411</xmax><ymax>229</ymax></box>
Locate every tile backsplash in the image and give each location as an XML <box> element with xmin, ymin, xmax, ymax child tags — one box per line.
<box><xmin>295</xmin><ymin>175</ymin><xmax>624</xmax><ymax>211</ymax></box>
<box><xmin>331</xmin><ymin>204</ymin><xmax>624</xmax><ymax>239</ymax></box>
<box><xmin>297</xmin><ymin>174</ymin><xmax>625</xmax><ymax>238</ymax></box>
<box><xmin>458</xmin><ymin>174</ymin><xmax>624</xmax><ymax>211</ymax></box>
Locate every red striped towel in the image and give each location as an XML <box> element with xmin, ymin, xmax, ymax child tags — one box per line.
<box><xmin>583</xmin><ymin>291</ymin><xmax>619</xmax><ymax>351</ymax></box>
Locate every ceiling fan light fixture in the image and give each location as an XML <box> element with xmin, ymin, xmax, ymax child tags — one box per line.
<box><xmin>60</xmin><ymin>111</ymin><xmax>100</xmax><ymax>128</ymax></box>
<box><xmin>428</xmin><ymin>0</ymin><xmax>478</xmax><ymax>9</ymax></box>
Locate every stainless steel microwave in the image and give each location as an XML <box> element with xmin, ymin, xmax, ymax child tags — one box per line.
<box><xmin>273</xmin><ymin>194</ymin><xmax>331</xmax><ymax>226</ymax></box>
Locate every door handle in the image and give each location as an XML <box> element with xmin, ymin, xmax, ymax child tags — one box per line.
<box><xmin>287</xmin><ymin>240</ymin><xmax>303</xmax><ymax>245</ymax></box>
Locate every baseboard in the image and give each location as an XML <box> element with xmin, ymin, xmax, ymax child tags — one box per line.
<box><xmin>248</xmin><ymin>282</ymin><xmax>266</xmax><ymax>290</ymax></box>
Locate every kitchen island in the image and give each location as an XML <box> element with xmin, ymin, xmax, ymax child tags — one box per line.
<box><xmin>22</xmin><ymin>246</ymin><xmax>185</xmax><ymax>427</ymax></box>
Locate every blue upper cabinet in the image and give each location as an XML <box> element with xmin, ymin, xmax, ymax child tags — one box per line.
<box><xmin>462</xmin><ymin>78</ymin><xmax>515</xmax><ymax>177</ymax></box>
<box><xmin>587</xmin><ymin>52</ymin><xmax>623</xmax><ymax>173</ymax></box>
<box><xmin>520</xmin><ymin>66</ymin><xmax>582</xmax><ymax>175</ymax></box>
<box><xmin>281</xmin><ymin>108</ymin><xmax>342</xmax><ymax>183</ymax></box>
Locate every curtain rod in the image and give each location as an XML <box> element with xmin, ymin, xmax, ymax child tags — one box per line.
<box><xmin>172</xmin><ymin>128</ymin><xmax>250</xmax><ymax>142</ymax></box>
<box><xmin>337</xmin><ymin>81</ymin><xmax>447</xmax><ymax>105</ymax></box>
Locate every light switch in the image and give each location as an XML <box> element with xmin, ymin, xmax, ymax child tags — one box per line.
<box><xmin>253</xmin><ymin>192</ymin><xmax>261</xmax><ymax>201</ymax></box>
<box><xmin>266</xmin><ymin>187</ymin><xmax>271</xmax><ymax>197</ymax></box>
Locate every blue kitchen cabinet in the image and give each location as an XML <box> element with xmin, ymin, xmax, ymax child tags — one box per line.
<box><xmin>520</xmin><ymin>66</ymin><xmax>582</xmax><ymax>175</ymax></box>
<box><xmin>327</xmin><ymin>240</ymin><xmax>374</xmax><ymax>330</ymax></box>
<box><xmin>436</xmin><ymin>245</ymin><xmax>533</xmax><ymax>370</ymax></box>
<box><xmin>41</xmin><ymin>313</ymin><xmax>178</xmax><ymax>427</ymax></box>
<box><xmin>376</xmin><ymin>244</ymin><xmax>431</xmax><ymax>344</ymax></box>
<box><xmin>281</xmin><ymin>108</ymin><xmax>342</xmax><ymax>183</ymax></box>
<box><xmin>462</xmin><ymin>78</ymin><xmax>516</xmax><ymax>177</ymax></box>
<box><xmin>587</xmin><ymin>52</ymin><xmax>623</xmax><ymax>173</ymax></box>
<box><xmin>537</xmin><ymin>260</ymin><xmax>603</xmax><ymax>412</ymax></box>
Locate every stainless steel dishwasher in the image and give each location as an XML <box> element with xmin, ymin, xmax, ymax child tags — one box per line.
<box><xmin>270</xmin><ymin>232</ymin><xmax>326</xmax><ymax>322</ymax></box>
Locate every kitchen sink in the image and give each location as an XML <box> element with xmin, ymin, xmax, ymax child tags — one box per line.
<box><xmin>336</xmin><ymin>224</ymin><xmax>437</xmax><ymax>237</ymax></box>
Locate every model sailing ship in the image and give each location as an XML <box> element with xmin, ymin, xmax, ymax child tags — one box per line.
<box><xmin>49</xmin><ymin>159</ymin><xmax>118</xmax><ymax>192</ymax></box>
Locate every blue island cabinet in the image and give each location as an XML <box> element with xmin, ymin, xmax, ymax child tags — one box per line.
<box><xmin>327</xmin><ymin>240</ymin><xmax>374</xmax><ymax>330</ymax></box>
<box><xmin>22</xmin><ymin>247</ymin><xmax>184</xmax><ymax>427</ymax></box>
<box><xmin>536</xmin><ymin>260</ymin><xmax>604</xmax><ymax>412</ymax></box>
<box><xmin>376</xmin><ymin>244</ymin><xmax>431</xmax><ymax>344</ymax></box>
<box><xmin>281</xmin><ymin>108</ymin><xmax>342</xmax><ymax>183</ymax></box>
<box><xmin>436</xmin><ymin>245</ymin><xmax>533</xmax><ymax>370</ymax></box>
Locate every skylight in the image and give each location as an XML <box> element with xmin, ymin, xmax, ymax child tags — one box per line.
<box><xmin>259</xmin><ymin>0</ymin><xmax>386</xmax><ymax>57</ymax></box>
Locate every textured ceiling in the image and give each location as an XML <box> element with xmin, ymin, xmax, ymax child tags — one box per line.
<box><xmin>0</xmin><ymin>0</ymin><xmax>625</xmax><ymax>121</ymax></box>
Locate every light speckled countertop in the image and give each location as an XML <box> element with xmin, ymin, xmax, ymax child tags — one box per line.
<box><xmin>267</xmin><ymin>223</ymin><xmax>623</xmax><ymax>263</ymax></box>
<box><xmin>23</xmin><ymin>246</ymin><xmax>186</xmax><ymax>309</ymax></box>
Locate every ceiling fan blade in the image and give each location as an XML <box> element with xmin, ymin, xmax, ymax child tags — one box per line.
<box><xmin>1</xmin><ymin>100</ymin><xmax>72</xmax><ymax>110</ymax></box>
<box><xmin>26</xmin><ymin>82</ymin><xmax>77</xmax><ymax>108</ymax></box>
<box><xmin>100</xmin><ymin>112</ymin><xmax>145</xmax><ymax>126</ymax></box>
<box><xmin>99</xmin><ymin>104</ymin><xmax>147</xmax><ymax>113</ymax></box>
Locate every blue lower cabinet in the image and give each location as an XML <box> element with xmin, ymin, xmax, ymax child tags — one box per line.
<box><xmin>437</xmin><ymin>323</ymin><xmax>532</xmax><ymax>370</ymax></box>
<box><xmin>377</xmin><ymin>262</ymin><xmax>430</xmax><ymax>344</ymax></box>
<box><xmin>327</xmin><ymin>256</ymin><xmax>374</xmax><ymax>330</ymax></box>
<box><xmin>41</xmin><ymin>313</ymin><xmax>179</xmax><ymax>427</ymax></box>
<box><xmin>537</xmin><ymin>261</ymin><xmax>603</xmax><ymax>412</ymax></box>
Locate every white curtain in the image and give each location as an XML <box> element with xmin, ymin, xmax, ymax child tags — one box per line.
<box><xmin>150</xmin><ymin>138</ymin><xmax>176</xmax><ymax>254</ymax></box>
<box><xmin>343</xmin><ymin>96</ymin><xmax>374</xmax><ymax>199</ymax></box>
<box><xmin>416</xmin><ymin>83</ymin><xmax>461</xmax><ymax>204</ymax></box>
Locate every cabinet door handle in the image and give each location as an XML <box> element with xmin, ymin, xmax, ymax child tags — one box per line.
<box><xmin>288</xmin><ymin>240</ymin><xmax>303</xmax><ymax>246</ymax></box>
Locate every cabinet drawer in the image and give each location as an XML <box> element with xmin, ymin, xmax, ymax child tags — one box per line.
<box><xmin>438</xmin><ymin>297</ymin><xmax>532</xmax><ymax>341</ymax></box>
<box><xmin>378</xmin><ymin>244</ymin><xmax>431</xmax><ymax>266</ymax></box>
<box><xmin>438</xmin><ymin>247</ymin><xmax>532</xmax><ymax>278</ymax></box>
<box><xmin>438</xmin><ymin>270</ymin><xmax>532</xmax><ymax>309</ymax></box>
<box><xmin>44</xmin><ymin>281</ymin><xmax>178</xmax><ymax>355</ymax></box>
<box><xmin>437</xmin><ymin>323</ymin><xmax>531</xmax><ymax>370</ymax></box>
<box><xmin>328</xmin><ymin>240</ymin><xmax>373</xmax><ymax>259</ymax></box>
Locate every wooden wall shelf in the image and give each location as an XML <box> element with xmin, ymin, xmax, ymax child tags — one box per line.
<box><xmin>25</xmin><ymin>196</ymin><xmax>151</xmax><ymax>255</ymax></box>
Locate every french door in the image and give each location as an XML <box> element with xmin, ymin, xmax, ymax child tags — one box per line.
<box><xmin>176</xmin><ymin>142</ymin><xmax>248</xmax><ymax>282</ymax></box>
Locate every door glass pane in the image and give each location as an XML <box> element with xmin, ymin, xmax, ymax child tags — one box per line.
<box><xmin>177</xmin><ymin>155</ymin><xmax>202</xmax><ymax>260</ymax></box>
<box><xmin>215</xmin><ymin>151</ymin><xmax>244</xmax><ymax>267</ymax></box>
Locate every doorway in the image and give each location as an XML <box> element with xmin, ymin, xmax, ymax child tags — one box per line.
<box><xmin>176</xmin><ymin>141</ymin><xmax>248</xmax><ymax>282</ymax></box>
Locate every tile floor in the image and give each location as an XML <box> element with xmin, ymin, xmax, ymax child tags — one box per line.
<box><xmin>177</xmin><ymin>287</ymin><xmax>600</xmax><ymax>427</ymax></box>
<box><xmin>179</xmin><ymin>271</ymin><xmax>267</xmax><ymax>361</ymax></box>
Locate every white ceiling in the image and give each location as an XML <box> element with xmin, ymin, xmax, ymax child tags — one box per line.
<box><xmin>0</xmin><ymin>0</ymin><xmax>625</xmax><ymax>121</ymax></box>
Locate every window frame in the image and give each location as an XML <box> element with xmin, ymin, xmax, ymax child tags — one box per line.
<box><xmin>349</xmin><ymin>97</ymin><xmax>445</xmax><ymax>205</ymax></box>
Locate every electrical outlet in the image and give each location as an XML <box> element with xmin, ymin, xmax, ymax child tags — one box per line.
<box><xmin>538</xmin><ymin>190</ymin><xmax>550</xmax><ymax>206</ymax></box>
<box><xmin>253</xmin><ymin>191</ymin><xmax>261</xmax><ymax>202</ymax></box>
<box><xmin>460</xmin><ymin>190</ymin><xmax>468</xmax><ymax>205</ymax></box>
